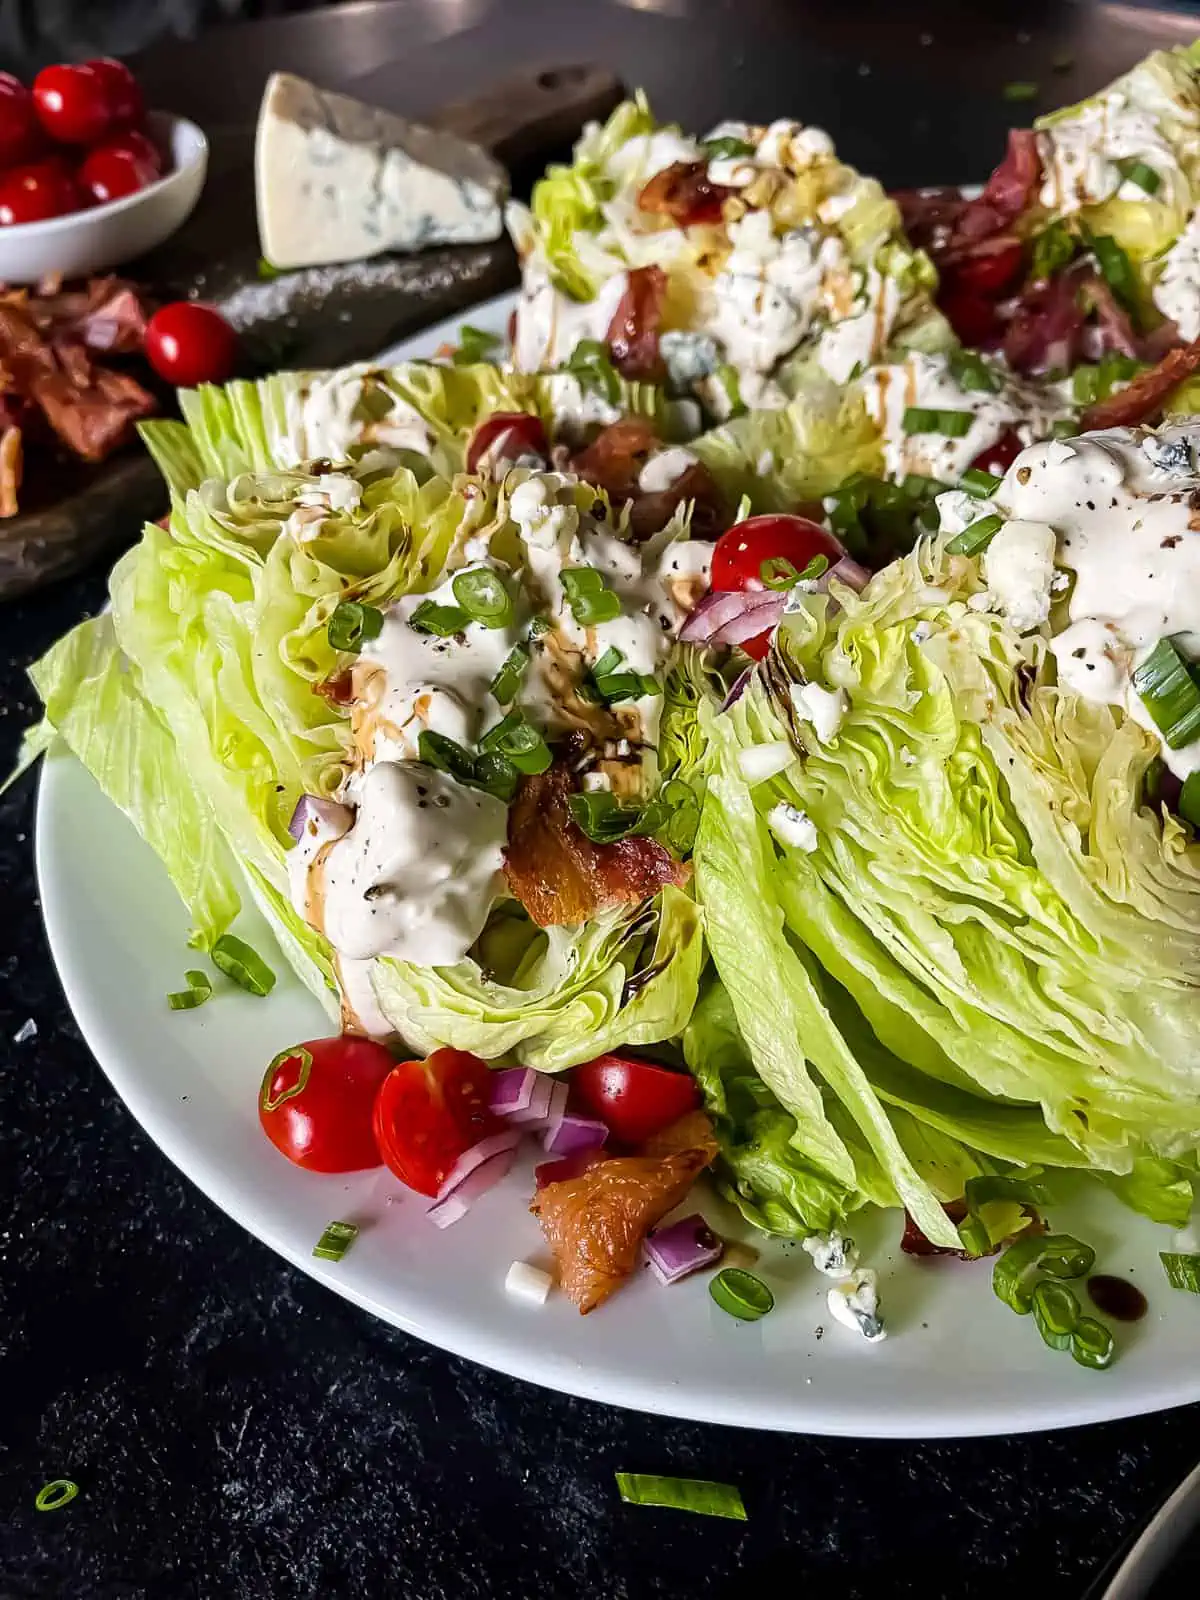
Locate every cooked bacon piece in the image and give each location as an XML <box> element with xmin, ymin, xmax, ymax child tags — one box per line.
<box><xmin>572</xmin><ymin>416</ymin><xmax>726</xmax><ymax>540</ymax></box>
<box><xmin>896</xmin><ymin>131</ymin><xmax>1041</xmax><ymax>267</ymax></box>
<box><xmin>6</xmin><ymin>275</ymin><xmax>149</xmax><ymax>354</ymax></box>
<box><xmin>503</xmin><ymin>759</ymin><xmax>687</xmax><ymax>928</ymax></box>
<box><xmin>531</xmin><ymin>1111</ymin><xmax>718</xmax><ymax>1312</ymax></box>
<box><xmin>891</xmin><ymin>186</ymin><xmax>969</xmax><ymax>256</ymax></box>
<box><xmin>637</xmin><ymin>161</ymin><xmax>732</xmax><ymax>227</ymax></box>
<box><xmin>0</xmin><ymin>426</ymin><xmax>21</xmax><ymax>518</ymax></box>
<box><xmin>1077</xmin><ymin>270</ymin><xmax>1140</xmax><ymax>360</ymax></box>
<box><xmin>606</xmin><ymin>264</ymin><xmax>667</xmax><ymax>381</ymax></box>
<box><xmin>1002</xmin><ymin>266</ymin><xmax>1088</xmax><ymax>374</ymax></box>
<box><xmin>1081</xmin><ymin>337</ymin><xmax>1200</xmax><ymax>431</ymax></box>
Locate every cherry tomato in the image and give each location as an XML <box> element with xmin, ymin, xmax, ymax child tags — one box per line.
<box><xmin>258</xmin><ymin>1035</ymin><xmax>395</xmax><ymax>1173</ymax></box>
<box><xmin>945</xmin><ymin>238</ymin><xmax>1024</xmax><ymax>298</ymax></box>
<box><xmin>571</xmin><ymin>1054</ymin><xmax>700</xmax><ymax>1147</ymax></box>
<box><xmin>105</xmin><ymin>127</ymin><xmax>161</xmax><ymax>173</ymax></box>
<box><xmin>0</xmin><ymin>158</ymin><xmax>82</xmax><ymax>226</ymax></box>
<box><xmin>970</xmin><ymin>428</ymin><xmax>1025</xmax><ymax>478</ymax></box>
<box><xmin>79</xmin><ymin>140</ymin><xmax>157</xmax><ymax>206</ymax></box>
<box><xmin>373</xmin><ymin>1048</ymin><xmax>500</xmax><ymax>1197</ymax></box>
<box><xmin>33</xmin><ymin>63</ymin><xmax>115</xmax><ymax>147</ymax></box>
<box><xmin>710</xmin><ymin>513</ymin><xmax>843</xmax><ymax>660</ymax></box>
<box><xmin>465</xmin><ymin>411</ymin><xmax>548</xmax><ymax>474</ymax></box>
<box><xmin>83</xmin><ymin>58</ymin><xmax>144</xmax><ymax>132</ymax></box>
<box><xmin>145</xmin><ymin>301</ymin><xmax>238</xmax><ymax>387</ymax></box>
<box><xmin>0</xmin><ymin>74</ymin><xmax>43</xmax><ymax>168</ymax></box>
<box><xmin>939</xmin><ymin>288</ymin><xmax>1001</xmax><ymax>350</ymax></box>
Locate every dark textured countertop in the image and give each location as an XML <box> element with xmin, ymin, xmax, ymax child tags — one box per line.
<box><xmin>6</xmin><ymin>3</ymin><xmax>1200</xmax><ymax>1596</ymax></box>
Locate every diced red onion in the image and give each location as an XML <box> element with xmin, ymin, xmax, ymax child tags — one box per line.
<box><xmin>427</xmin><ymin>1146</ymin><xmax>517</xmax><ymax>1228</ymax></box>
<box><xmin>678</xmin><ymin>587</ymin><xmax>782</xmax><ymax>645</ymax></box>
<box><xmin>488</xmin><ymin>1066</ymin><xmax>538</xmax><ymax>1117</ymax></box>
<box><xmin>716</xmin><ymin>594</ymin><xmax>786</xmax><ymax>646</ymax></box>
<box><xmin>435</xmin><ymin>1128</ymin><xmax>523</xmax><ymax>1201</ymax></box>
<box><xmin>720</xmin><ymin>666</ymin><xmax>752</xmax><ymax>712</ymax></box>
<box><xmin>543</xmin><ymin>1110</ymin><xmax>608</xmax><ymax>1158</ymax></box>
<box><xmin>506</xmin><ymin>1073</ymin><xmax>554</xmax><ymax>1126</ymax></box>
<box><xmin>825</xmin><ymin>557</ymin><xmax>870</xmax><ymax>595</ymax></box>
<box><xmin>538</xmin><ymin>1079</ymin><xmax>570</xmax><ymax>1146</ymax></box>
<box><xmin>644</xmin><ymin>1213</ymin><xmax>725</xmax><ymax>1284</ymax></box>
<box><xmin>535</xmin><ymin>1150</ymin><xmax>605</xmax><ymax>1188</ymax></box>
<box><xmin>288</xmin><ymin>794</ymin><xmax>353</xmax><ymax>843</ymax></box>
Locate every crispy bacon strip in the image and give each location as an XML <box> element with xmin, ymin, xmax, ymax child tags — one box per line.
<box><xmin>503</xmin><ymin>760</ymin><xmax>687</xmax><ymax>928</ymax></box>
<box><xmin>895</xmin><ymin>131</ymin><xmax>1041</xmax><ymax>266</ymax></box>
<box><xmin>606</xmin><ymin>264</ymin><xmax>667</xmax><ymax>381</ymax></box>
<box><xmin>531</xmin><ymin>1111</ymin><xmax>718</xmax><ymax>1312</ymax></box>
<box><xmin>572</xmin><ymin>417</ymin><xmax>726</xmax><ymax>541</ymax></box>
<box><xmin>1081</xmin><ymin>337</ymin><xmax>1200</xmax><ymax>432</ymax></box>
<box><xmin>637</xmin><ymin>160</ymin><xmax>732</xmax><ymax>227</ymax></box>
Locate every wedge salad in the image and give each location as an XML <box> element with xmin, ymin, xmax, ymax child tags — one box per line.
<box><xmin>24</xmin><ymin>58</ymin><xmax>1200</xmax><ymax>1361</ymax></box>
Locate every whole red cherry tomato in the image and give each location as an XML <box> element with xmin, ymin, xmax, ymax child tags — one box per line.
<box><xmin>83</xmin><ymin>58</ymin><xmax>144</xmax><ymax>132</ymax></box>
<box><xmin>571</xmin><ymin>1054</ymin><xmax>700</xmax><ymax>1147</ymax></box>
<box><xmin>258</xmin><ymin>1035</ymin><xmax>395</xmax><ymax>1173</ymax></box>
<box><xmin>79</xmin><ymin>140</ymin><xmax>158</xmax><ymax>206</ymax></box>
<box><xmin>373</xmin><ymin>1048</ymin><xmax>500</xmax><ymax>1197</ymax></box>
<box><xmin>0</xmin><ymin>74</ymin><xmax>43</xmax><ymax>168</ymax></box>
<box><xmin>710</xmin><ymin>512</ymin><xmax>843</xmax><ymax>660</ymax></box>
<box><xmin>465</xmin><ymin>411</ymin><xmax>549</xmax><ymax>474</ymax></box>
<box><xmin>0</xmin><ymin>157</ymin><xmax>82</xmax><ymax>226</ymax></box>
<box><xmin>33</xmin><ymin>62</ymin><xmax>114</xmax><ymax>146</ymax></box>
<box><xmin>105</xmin><ymin>127</ymin><xmax>161</xmax><ymax>173</ymax></box>
<box><xmin>145</xmin><ymin>302</ymin><xmax>238</xmax><ymax>387</ymax></box>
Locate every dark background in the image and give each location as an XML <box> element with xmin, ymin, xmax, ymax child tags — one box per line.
<box><xmin>4</xmin><ymin>3</ymin><xmax>1200</xmax><ymax>1596</ymax></box>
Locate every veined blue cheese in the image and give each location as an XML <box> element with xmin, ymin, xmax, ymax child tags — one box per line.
<box><xmin>255</xmin><ymin>73</ymin><xmax>507</xmax><ymax>269</ymax></box>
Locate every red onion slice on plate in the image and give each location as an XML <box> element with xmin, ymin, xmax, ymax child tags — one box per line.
<box><xmin>506</xmin><ymin>1074</ymin><xmax>555</xmax><ymax>1126</ymax></box>
<box><xmin>435</xmin><ymin>1128</ymin><xmax>523</xmax><ymax>1201</ymax></box>
<box><xmin>427</xmin><ymin>1146</ymin><xmax>518</xmax><ymax>1228</ymax></box>
<box><xmin>544</xmin><ymin>1110</ymin><xmax>608</xmax><ymax>1158</ymax></box>
<box><xmin>644</xmin><ymin>1213</ymin><xmax>725</xmax><ymax>1284</ymax></box>
<box><xmin>488</xmin><ymin>1066</ymin><xmax>538</xmax><ymax>1117</ymax></box>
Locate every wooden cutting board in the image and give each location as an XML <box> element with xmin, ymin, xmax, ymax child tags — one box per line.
<box><xmin>0</xmin><ymin>63</ymin><xmax>621</xmax><ymax>599</ymax></box>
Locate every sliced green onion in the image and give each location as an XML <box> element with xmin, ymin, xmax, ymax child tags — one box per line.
<box><xmin>478</xmin><ymin>712</ymin><xmax>552</xmax><ymax>774</ymax></box>
<box><xmin>1132</xmin><ymin>638</ymin><xmax>1200</xmax><ymax>749</ymax></box>
<box><xmin>946</xmin><ymin>514</ymin><xmax>1003</xmax><ymax>556</ymax></box>
<box><xmin>615</xmin><ymin>1473</ymin><xmax>747</xmax><ymax>1521</ymax></box>
<box><xmin>1070</xmin><ymin>1316</ymin><xmax>1115</xmax><ymax>1370</ymax></box>
<box><xmin>957</xmin><ymin>1170</ymin><xmax>1053</xmax><ymax>1256</ymax></box>
<box><xmin>489</xmin><ymin>645</ymin><xmax>529</xmax><ymax>705</ymax></box>
<box><xmin>564</xmin><ymin>337</ymin><xmax>621</xmax><ymax>404</ymax></box>
<box><xmin>409</xmin><ymin>600</ymin><xmax>470</xmax><ymax>637</ymax></box>
<box><xmin>644</xmin><ymin>778</ymin><xmax>701</xmax><ymax>855</ymax></box>
<box><xmin>167</xmin><ymin>969</ymin><xmax>213</xmax><ymax>1012</ymax></box>
<box><xmin>568</xmin><ymin>790</ymin><xmax>644</xmax><ymax>843</ymax></box>
<box><xmin>452</xmin><ymin>567</ymin><xmax>513</xmax><ymax>628</ymax></box>
<box><xmin>211</xmin><ymin>935</ymin><xmax>276</xmax><ymax>997</ymax></box>
<box><xmin>1089</xmin><ymin>233</ymin><xmax>1138</xmax><ymax>311</ymax></box>
<box><xmin>1003</xmin><ymin>81</ymin><xmax>1039</xmax><ymax>102</ymax></box>
<box><xmin>701</xmin><ymin>136</ymin><xmax>755</xmax><ymax>162</ymax></box>
<box><xmin>710</xmin><ymin>1266</ymin><xmax>774</xmax><ymax>1322</ymax></box>
<box><xmin>902</xmin><ymin>406</ymin><xmax>974</xmax><ymax>438</ymax></box>
<box><xmin>529</xmin><ymin>615</ymin><xmax>553</xmax><ymax>638</ymax></box>
<box><xmin>471</xmin><ymin>752</ymin><xmax>520</xmax><ymax>802</ymax></box>
<box><xmin>1030</xmin><ymin>220</ymin><xmax>1076</xmax><ymax>283</ymax></box>
<box><xmin>960</xmin><ymin>467</ymin><xmax>1002</xmax><ymax>498</ymax></box>
<box><xmin>1160</xmin><ymin>1251</ymin><xmax>1200</xmax><ymax>1293</ymax></box>
<box><xmin>35</xmin><ymin>1480</ymin><xmax>78</xmax><ymax>1512</ymax></box>
<box><xmin>760</xmin><ymin>556</ymin><xmax>801</xmax><ymax>590</ymax></box>
<box><xmin>949</xmin><ymin>350</ymin><xmax>1001</xmax><ymax>394</ymax></box>
<box><xmin>327</xmin><ymin>601</ymin><xmax>385</xmax><ymax>653</ymax></box>
<box><xmin>452</xmin><ymin>323</ymin><xmax>502</xmax><ymax>364</ymax></box>
<box><xmin>418</xmin><ymin>729</ymin><xmax>478</xmax><ymax>784</ymax></box>
<box><xmin>257</xmin><ymin>256</ymin><xmax>283</xmax><ymax>280</ymax></box>
<box><xmin>1116</xmin><ymin>157</ymin><xmax>1161</xmax><ymax>196</ymax></box>
<box><xmin>1180</xmin><ymin>773</ymin><xmax>1200</xmax><ymax>827</ymax></box>
<box><xmin>592</xmin><ymin>646</ymin><xmax>623</xmax><ymax>678</ymax></box>
<box><xmin>1032</xmin><ymin>1279</ymin><xmax>1081</xmax><ymax>1352</ymax></box>
<box><xmin>594</xmin><ymin>671</ymin><xmax>661</xmax><ymax>704</ymax></box>
<box><xmin>993</xmin><ymin>1232</ymin><xmax>1096</xmax><ymax>1315</ymax></box>
<box><xmin>561</xmin><ymin>566</ymin><xmax>621</xmax><ymax>626</ymax></box>
<box><xmin>313</xmin><ymin>1220</ymin><xmax>358</xmax><ymax>1262</ymax></box>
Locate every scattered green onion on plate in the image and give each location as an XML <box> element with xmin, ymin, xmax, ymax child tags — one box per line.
<box><xmin>615</xmin><ymin>1473</ymin><xmax>747</xmax><ymax>1521</ymax></box>
<box><xmin>211</xmin><ymin>935</ymin><xmax>276</xmax><ymax>998</ymax></box>
<box><xmin>709</xmin><ymin>1267</ymin><xmax>774</xmax><ymax>1322</ymax></box>
<box><xmin>35</xmin><ymin>1479</ymin><xmax>79</xmax><ymax>1512</ymax></box>
<box><xmin>313</xmin><ymin>1220</ymin><xmax>359</xmax><ymax>1262</ymax></box>
<box><xmin>167</xmin><ymin>969</ymin><xmax>213</xmax><ymax>1012</ymax></box>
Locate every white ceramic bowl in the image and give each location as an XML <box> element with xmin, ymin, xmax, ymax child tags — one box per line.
<box><xmin>0</xmin><ymin>111</ymin><xmax>208</xmax><ymax>285</ymax></box>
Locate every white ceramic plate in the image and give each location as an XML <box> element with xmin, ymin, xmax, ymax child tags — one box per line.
<box><xmin>35</xmin><ymin>291</ymin><xmax>1200</xmax><ymax>1438</ymax></box>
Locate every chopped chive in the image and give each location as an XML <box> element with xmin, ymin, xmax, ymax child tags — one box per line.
<box><xmin>451</xmin><ymin>567</ymin><xmax>514</xmax><ymax>628</ymax></box>
<box><xmin>478</xmin><ymin>711</ymin><xmax>552</xmax><ymax>774</ymax></box>
<box><xmin>568</xmin><ymin>790</ymin><xmax>645</xmax><ymax>843</ymax></box>
<box><xmin>327</xmin><ymin>601</ymin><xmax>385</xmax><ymax>653</ymax></box>
<box><xmin>1116</xmin><ymin>157</ymin><xmax>1161</xmax><ymax>196</ymax></box>
<box><xmin>313</xmin><ymin>1220</ymin><xmax>358</xmax><ymax>1262</ymax></box>
<box><xmin>701</xmin><ymin>136</ymin><xmax>755</xmax><ymax>162</ymax></box>
<box><xmin>594</xmin><ymin>671</ymin><xmax>661</xmax><ymax>704</ymax></box>
<box><xmin>1032</xmin><ymin>1279</ymin><xmax>1080</xmax><ymax>1352</ymax></box>
<box><xmin>709</xmin><ymin>1266</ymin><xmax>774</xmax><ymax>1322</ymax></box>
<box><xmin>561</xmin><ymin>566</ymin><xmax>621</xmax><ymax>626</ymax></box>
<box><xmin>1160</xmin><ymin>1251</ymin><xmax>1200</xmax><ymax>1293</ymax></box>
<box><xmin>471</xmin><ymin>751</ymin><xmax>521</xmax><ymax>802</ymax></box>
<box><xmin>167</xmin><ymin>969</ymin><xmax>213</xmax><ymax>1012</ymax></box>
<box><xmin>417</xmin><ymin>729</ymin><xmax>477</xmax><ymax>785</ymax></box>
<box><xmin>1070</xmin><ymin>1316</ymin><xmax>1115</xmax><ymax>1370</ymax></box>
<box><xmin>35</xmin><ymin>1480</ymin><xmax>79</xmax><ymax>1512</ymax></box>
<box><xmin>409</xmin><ymin>600</ymin><xmax>470</xmax><ymax>637</ymax></box>
<box><xmin>489</xmin><ymin>645</ymin><xmax>529</xmax><ymax>705</ymax></box>
<box><xmin>211</xmin><ymin>935</ymin><xmax>276</xmax><ymax>997</ymax></box>
<box><xmin>960</xmin><ymin>467</ymin><xmax>1003</xmax><ymax>497</ymax></box>
<box><xmin>452</xmin><ymin>323</ymin><xmax>502</xmax><ymax>364</ymax></box>
<box><xmin>592</xmin><ymin>646</ymin><xmax>623</xmax><ymax>678</ymax></box>
<box><xmin>946</xmin><ymin>513</ymin><xmax>1003</xmax><ymax>555</ymax></box>
<box><xmin>564</xmin><ymin>337</ymin><xmax>621</xmax><ymax>404</ymax></box>
<box><xmin>992</xmin><ymin>1232</ymin><xmax>1096</xmax><ymax>1316</ymax></box>
<box><xmin>902</xmin><ymin>406</ymin><xmax>974</xmax><ymax>438</ymax></box>
<box><xmin>615</xmin><ymin>1473</ymin><xmax>747</xmax><ymax>1521</ymax></box>
<box><xmin>1003</xmin><ymin>81</ymin><xmax>1039</xmax><ymax>102</ymax></box>
<box><xmin>759</xmin><ymin>556</ymin><xmax>800</xmax><ymax>590</ymax></box>
<box><xmin>1132</xmin><ymin>638</ymin><xmax>1200</xmax><ymax>749</ymax></box>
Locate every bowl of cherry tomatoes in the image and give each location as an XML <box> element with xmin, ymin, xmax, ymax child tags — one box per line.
<box><xmin>0</xmin><ymin>57</ymin><xmax>207</xmax><ymax>284</ymax></box>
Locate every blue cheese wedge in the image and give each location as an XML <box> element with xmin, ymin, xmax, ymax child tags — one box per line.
<box><xmin>255</xmin><ymin>72</ymin><xmax>508</xmax><ymax>269</ymax></box>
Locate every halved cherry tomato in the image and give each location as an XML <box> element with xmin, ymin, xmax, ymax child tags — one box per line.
<box><xmin>0</xmin><ymin>158</ymin><xmax>82</xmax><ymax>226</ymax></box>
<box><xmin>79</xmin><ymin>140</ymin><xmax>157</xmax><ymax>206</ymax></box>
<box><xmin>969</xmin><ymin>428</ymin><xmax>1025</xmax><ymax>478</ymax></box>
<box><xmin>938</xmin><ymin>288</ymin><xmax>1002</xmax><ymax>349</ymax></box>
<box><xmin>710</xmin><ymin>512</ymin><xmax>843</xmax><ymax>660</ymax></box>
<box><xmin>0</xmin><ymin>74</ymin><xmax>43</xmax><ymax>168</ymax></box>
<box><xmin>945</xmin><ymin>238</ymin><xmax>1024</xmax><ymax>298</ymax></box>
<box><xmin>259</xmin><ymin>1035</ymin><xmax>395</xmax><ymax>1173</ymax></box>
<box><xmin>465</xmin><ymin>411</ymin><xmax>548</xmax><ymax>474</ymax></box>
<box><xmin>373</xmin><ymin>1048</ymin><xmax>500</xmax><ymax>1197</ymax></box>
<box><xmin>571</xmin><ymin>1054</ymin><xmax>700</xmax><ymax>1147</ymax></box>
<box><xmin>32</xmin><ymin>62</ymin><xmax>115</xmax><ymax>147</ymax></box>
<box><xmin>83</xmin><ymin>58</ymin><xmax>144</xmax><ymax>133</ymax></box>
<box><xmin>145</xmin><ymin>302</ymin><xmax>238</xmax><ymax>387</ymax></box>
